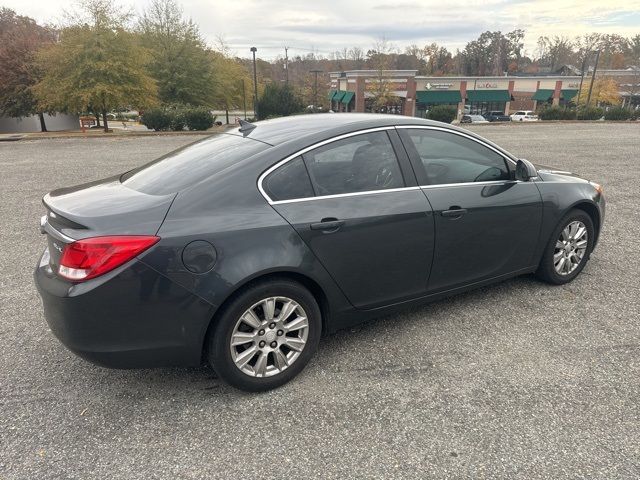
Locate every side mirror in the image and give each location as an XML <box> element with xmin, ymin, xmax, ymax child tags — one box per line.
<box><xmin>515</xmin><ymin>158</ymin><xmax>538</xmax><ymax>182</ymax></box>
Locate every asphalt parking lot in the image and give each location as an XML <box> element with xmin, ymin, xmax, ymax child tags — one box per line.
<box><xmin>1</xmin><ymin>123</ymin><xmax>639</xmax><ymax>479</ymax></box>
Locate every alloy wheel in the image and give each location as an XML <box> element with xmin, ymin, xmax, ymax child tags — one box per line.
<box><xmin>553</xmin><ymin>220</ymin><xmax>588</xmax><ymax>275</ymax></box>
<box><xmin>230</xmin><ymin>297</ymin><xmax>309</xmax><ymax>378</ymax></box>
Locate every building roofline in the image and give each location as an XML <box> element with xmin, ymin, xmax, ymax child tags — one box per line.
<box><xmin>414</xmin><ymin>75</ymin><xmax>582</xmax><ymax>81</ymax></box>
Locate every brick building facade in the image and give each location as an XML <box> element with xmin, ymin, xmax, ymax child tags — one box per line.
<box><xmin>329</xmin><ymin>69</ymin><xmax>639</xmax><ymax>118</ymax></box>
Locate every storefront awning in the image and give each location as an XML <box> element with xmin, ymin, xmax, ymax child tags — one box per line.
<box><xmin>328</xmin><ymin>90</ymin><xmax>336</xmax><ymax>100</ymax></box>
<box><xmin>332</xmin><ymin>90</ymin><xmax>346</xmax><ymax>102</ymax></box>
<box><xmin>531</xmin><ymin>89</ymin><xmax>554</xmax><ymax>101</ymax></box>
<box><xmin>341</xmin><ymin>91</ymin><xmax>355</xmax><ymax>104</ymax></box>
<box><xmin>467</xmin><ymin>90</ymin><xmax>512</xmax><ymax>102</ymax></box>
<box><xmin>416</xmin><ymin>91</ymin><xmax>462</xmax><ymax>104</ymax></box>
<box><xmin>561</xmin><ymin>89</ymin><xmax>578</xmax><ymax>101</ymax></box>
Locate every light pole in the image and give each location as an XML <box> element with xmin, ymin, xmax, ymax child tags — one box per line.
<box><xmin>310</xmin><ymin>69</ymin><xmax>322</xmax><ymax>113</ymax></box>
<box><xmin>250</xmin><ymin>47</ymin><xmax>258</xmax><ymax>119</ymax></box>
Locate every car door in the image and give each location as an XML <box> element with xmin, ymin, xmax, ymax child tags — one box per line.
<box><xmin>398</xmin><ymin>126</ymin><xmax>543</xmax><ymax>292</ymax></box>
<box><xmin>261</xmin><ymin>128</ymin><xmax>435</xmax><ymax>309</ymax></box>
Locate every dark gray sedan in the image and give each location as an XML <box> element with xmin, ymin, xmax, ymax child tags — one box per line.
<box><xmin>35</xmin><ymin>114</ymin><xmax>605</xmax><ymax>391</ymax></box>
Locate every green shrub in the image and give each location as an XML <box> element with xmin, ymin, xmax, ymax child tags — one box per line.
<box><xmin>603</xmin><ymin>106</ymin><xmax>631</xmax><ymax>121</ymax></box>
<box><xmin>141</xmin><ymin>108</ymin><xmax>172</xmax><ymax>131</ymax></box>
<box><xmin>576</xmin><ymin>106</ymin><xmax>604</xmax><ymax>120</ymax></box>
<box><xmin>183</xmin><ymin>107</ymin><xmax>215</xmax><ymax>130</ymax></box>
<box><xmin>169</xmin><ymin>108</ymin><xmax>186</xmax><ymax>131</ymax></box>
<box><xmin>631</xmin><ymin>110</ymin><xmax>640</xmax><ymax>121</ymax></box>
<box><xmin>538</xmin><ymin>106</ymin><xmax>576</xmax><ymax>120</ymax></box>
<box><xmin>426</xmin><ymin>105</ymin><xmax>457</xmax><ymax>123</ymax></box>
<box><xmin>256</xmin><ymin>83</ymin><xmax>303</xmax><ymax>120</ymax></box>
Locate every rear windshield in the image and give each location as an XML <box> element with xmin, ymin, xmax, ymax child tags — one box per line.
<box><xmin>121</xmin><ymin>134</ymin><xmax>269</xmax><ymax>195</ymax></box>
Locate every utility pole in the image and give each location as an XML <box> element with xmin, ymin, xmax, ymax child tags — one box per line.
<box><xmin>576</xmin><ymin>52</ymin><xmax>590</xmax><ymax>105</ymax></box>
<box><xmin>250</xmin><ymin>47</ymin><xmax>258</xmax><ymax>119</ymax></box>
<box><xmin>310</xmin><ymin>69</ymin><xmax>322</xmax><ymax>112</ymax></box>
<box><xmin>586</xmin><ymin>50</ymin><xmax>601</xmax><ymax>107</ymax></box>
<box><xmin>284</xmin><ymin>46</ymin><xmax>289</xmax><ymax>85</ymax></box>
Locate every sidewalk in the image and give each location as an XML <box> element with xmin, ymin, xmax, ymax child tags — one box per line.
<box><xmin>1</xmin><ymin>124</ymin><xmax>235</xmax><ymax>141</ymax></box>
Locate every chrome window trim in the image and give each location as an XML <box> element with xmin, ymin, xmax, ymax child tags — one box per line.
<box><xmin>394</xmin><ymin>124</ymin><xmax>518</xmax><ymax>166</ymax></box>
<box><xmin>258</xmin><ymin>126</ymin><xmax>400</xmax><ymax>205</ymax></box>
<box><xmin>257</xmin><ymin>124</ymin><xmax>519</xmax><ymax>205</ymax></box>
<box><xmin>271</xmin><ymin>186</ymin><xmax>421</xmax><ymax>205</ymax></box>
<box><xmin>419</xmin><ymin>180</ymin><xmax>523</xmax><ymax>189</ymax></box>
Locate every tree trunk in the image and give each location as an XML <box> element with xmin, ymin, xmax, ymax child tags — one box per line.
<box><xmin>102</xmin><ymin>110</ymin><xmax>109</xmax><ymax>133</ymax></box>
<box><xmin>38</xmin><ymin>112</ymin><xmax>47</xmax><ymax>132</ymax></box>
<box><xmin>225</xmin><ymin>108</ymin><xmax>229</xmax><ymax>125</ymax></box>
<box><xmin>95</xmin><ymin>113</ymin><xmax>101</xmax><ymax>128</ymax></box>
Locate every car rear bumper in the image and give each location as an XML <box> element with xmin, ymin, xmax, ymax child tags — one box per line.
<box><xmin>34</xmin><ymin>249</ymin><xmax>214</xmax><ymax>368</ymax></box>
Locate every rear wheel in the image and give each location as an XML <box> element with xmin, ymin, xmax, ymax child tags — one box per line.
<box><xmin>536</xmin><ymin>209</ymin><xmax>594</xmax><ymax>285</ymax></box>
<box><xmin>208</xmin><ymin>279</ymin><xmax>321</xmax><ymax>391</ymax></box>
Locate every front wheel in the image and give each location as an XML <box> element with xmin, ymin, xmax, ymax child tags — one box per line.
<box><xmin>207</xmin><ymin>279</ymin><xmax>321</xmax><ymax>391</ymax></box>
<box><xmin>536</xmin><ymin>209</ymin><xmax>594</xmax><ymax>285</ymax></box>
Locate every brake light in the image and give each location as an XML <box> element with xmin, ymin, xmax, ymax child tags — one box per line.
<box><xmin>58</xmin><ymin>236</ymin><xmax>160</xmax><ymax>281</ymax></box>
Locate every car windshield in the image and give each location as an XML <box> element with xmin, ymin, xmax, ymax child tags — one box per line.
<box><xmin>121</xmin><ymin>134</ymin><xmax>269</xmax><ymax>195</ymax></box>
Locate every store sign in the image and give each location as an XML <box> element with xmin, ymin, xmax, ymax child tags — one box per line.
<box><xmin>566</xmin><ymin>82</ymin><xmax>579</xmax><ymax>88</ymax></box>
<box><xmin>426</xmin><ymin>82</ymin><xmax>453</xmax><ymax>90</ymax></box>
<box><xmin>477</xmin><ymin>82</ymin><xmax>498</xmax><ymax>89</ymax></box>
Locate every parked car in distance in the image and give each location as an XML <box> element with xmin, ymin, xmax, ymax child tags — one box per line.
<box><xmin>35</xmin><ymin>114</ymin><xmax>605</xmax><ymax>392</ymax></box>
<box><xmin>511</xmin><ymin>110</ymin><xmax>539</xmax><ymax>122</ymax></box>
<box><xmin>484</xmin><ymin>111</ymin><xmax>511</xmax><ymax>122</ymax></box>
<box><xmin>460</xmin><ymin>114</ymin><xmax>490</xmax><ymax>124</ymax></box>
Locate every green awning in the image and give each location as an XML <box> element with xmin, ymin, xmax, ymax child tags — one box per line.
<box><xmin>332</xmin><ymin>90</ymin><xmax>346</xmax><ymax>102</ymax></box>
<box><xmin>561</xmin><ymin>89</ymin><xmax>578</xmax><ymax>101</ymax></box>
<box><xmin>532</xmin><ymin>89</ymin><xmax>554</xmax><ymax>101</ymax></box>
<box><xmin>467</xmin><ymin>90</ymin><xmax>511</xmax><ymax>102</ymax></box>
<box><xmin>328</xmin><ymin>90</ymin><xmax>336</xmax><ymax>100</ymax></box>
<box><xmin>416</xmin><ymin>90</ymin><xmax>462</xmax><ymax>104</ymax></box>
<box><xmin>341</xmin><ymin>91</ymin><xmax>354</xmax><ymax>104</ymax></box>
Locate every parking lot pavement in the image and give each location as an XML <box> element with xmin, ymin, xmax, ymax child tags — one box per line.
<box><xmin>0</xmin><ymin>124</ymin><xmax>639</xmax><ymax>479</ymax></box>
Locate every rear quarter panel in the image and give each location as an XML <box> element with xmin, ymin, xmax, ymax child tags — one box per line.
<box><xmin>142</xmin><ymin>154</ymin><xmax>353</xmax><ymax>334</ymax></box>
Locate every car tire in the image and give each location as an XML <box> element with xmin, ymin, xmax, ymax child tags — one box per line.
<box><xmin>207</xmin><ymin>279</ymin><xmax>322</xmax><ymax>392</ymax></box>
<box><xmin>536</xmin><ymin>209</ymin><xmax>595</xmax><ymax>285</ymax></box>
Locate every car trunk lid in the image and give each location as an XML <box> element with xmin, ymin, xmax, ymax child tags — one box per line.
<box><xmin>41</xmin><ymin>176</ymin><xmax>175</xmax><ymax>269</ymax></box>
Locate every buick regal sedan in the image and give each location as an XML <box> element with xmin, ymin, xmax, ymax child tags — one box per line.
<box><xmin>35</xmin><ymin>114</ymin><xmax>605</xmax><ymax>391</ymax></box>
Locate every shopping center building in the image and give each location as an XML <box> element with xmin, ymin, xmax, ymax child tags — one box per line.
<box><xmin>328</xmin><ymin>68</ymin><xmax>639</xmax><ymax>118</ymax></box>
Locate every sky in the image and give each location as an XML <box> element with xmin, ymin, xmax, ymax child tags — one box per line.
<box><xmin>3</xmin><ymin>0</ymin><xmax>640</xmax><ymax>60</ymax></box>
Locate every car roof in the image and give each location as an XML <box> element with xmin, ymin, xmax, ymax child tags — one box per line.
<box><xmin>225</xmin><ymin>113</ymin><xmax>448</xmax><ymax>146</ymax></box>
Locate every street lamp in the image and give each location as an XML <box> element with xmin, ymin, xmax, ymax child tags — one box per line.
<box><xmin>250</xmin><ymin>47</ymin><xmax>258</xmax><ymax>119</ymax></box>
<box><xmin>310</xmin><ymin>69</ymin><xmax>322</xmax><ymax>113</ymax></box>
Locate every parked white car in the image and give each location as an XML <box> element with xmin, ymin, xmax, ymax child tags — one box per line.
<box><xmin>511</xmin><ymin>110</ymin><xmax>539</xmax><ymax>122</ymax></box>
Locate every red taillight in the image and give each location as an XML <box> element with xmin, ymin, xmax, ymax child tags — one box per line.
<box><xmin>58</xmin><ymin>236</ymin><xmax>160</xmax><ymax>281</ymax></box>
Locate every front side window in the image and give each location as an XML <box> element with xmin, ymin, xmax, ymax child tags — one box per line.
<box><xmin>403</xmin><ymin>129</ymin><xmax>510</xmax><ymax>185</ymax></box>
<box><xmin>263</xmin><ymin>156</ymin><xmax>314</xmax><ymax>201</ymax></box>
<box><xmin>302</xmin><ymin>131</ymin><xmax>404</xmax><ymax>196</ymax></box>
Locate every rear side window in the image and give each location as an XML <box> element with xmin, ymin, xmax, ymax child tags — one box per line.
<box><xmin>121</xmin><ymin>134</ymin><xmax>268</xmax><ymax>195</ymax></box>
<box><xmin>403</xmin><ymin>129</ymin><xmax>510</xmax><ymax>185</ymax></box>
<box><xmin>302</xmin><ymin>131</ymin><xmax>404</xmax><ymax>196</ymax></box>
<box><xmin>263</xmin><ymin>156</ymin><xmax>314</xmax><ymax>201</ymax></box>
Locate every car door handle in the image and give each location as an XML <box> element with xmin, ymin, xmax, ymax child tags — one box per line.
<box><xmin>441</xmin><ymin>208</ymin><xmax>468</xmax><ymax>218</ymax></box>
<box><xmin>310</xmin><ymin>218</ymin><xmax>345</xmax><ymax>231</ymax></box>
